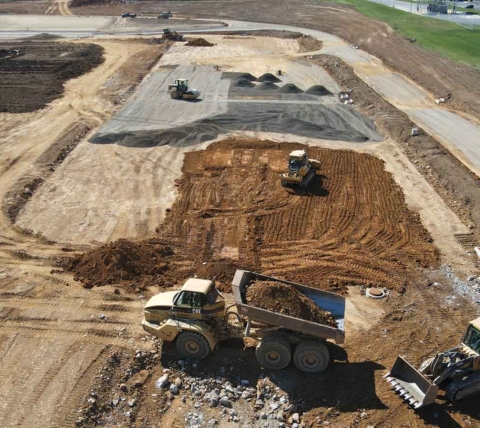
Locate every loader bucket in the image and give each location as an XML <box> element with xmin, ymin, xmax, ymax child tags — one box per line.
<box><xmin>384</xmin><ymin>356</ymin><xmax>439</xmax><ymax>409</ymax></box>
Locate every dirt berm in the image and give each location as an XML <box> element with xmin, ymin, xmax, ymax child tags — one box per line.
<box><xmin>185</xmin><ymin>38</ymin><xmax>214</xmax><ymax>47</ymax></box>
<box><xmin>246</xmin><ymin>280</ymin><xmax>337</xmax><ymax>327</ymax></box>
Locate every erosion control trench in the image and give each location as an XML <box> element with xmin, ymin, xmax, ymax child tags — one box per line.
<box><xmin>69</xmin><ymin>138</ymin><xmax>438</xmax><ymax>294</ymax></box>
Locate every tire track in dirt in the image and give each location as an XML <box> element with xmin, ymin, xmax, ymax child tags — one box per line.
<box><xmin>159</xmin><ymin>138</ymin><xmax>438</xmax><ymax>293</ymax></box>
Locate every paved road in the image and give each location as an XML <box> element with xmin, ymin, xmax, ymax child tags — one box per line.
<box><xmin>1</xmin><ymin>15</ymin><xmax>480</xmax><ymax>176</ymax></box>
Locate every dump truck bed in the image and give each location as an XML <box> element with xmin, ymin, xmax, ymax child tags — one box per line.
<box><xmin>231</xmin><ymin>270</ymin><xmax>345</xmax><ymax>344</ymax></box>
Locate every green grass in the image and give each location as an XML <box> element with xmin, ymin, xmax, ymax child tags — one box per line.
<box><xmin>316</xmin><ymin>0</ymin><xmax>480</xmax><ymax>68</ymax></box>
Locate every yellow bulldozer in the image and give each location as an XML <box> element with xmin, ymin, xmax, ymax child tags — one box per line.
<box><xmin>385</xmin><ymin>318</ymin><xmax>480</xmax><ymax>408</ymax></box>
<box><xmin>280</xmin><ymin>149</ymin><xmax>321</xmax><ymax>188</ymax></box>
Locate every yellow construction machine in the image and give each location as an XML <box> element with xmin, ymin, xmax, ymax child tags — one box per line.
<box><xmin>280</xmin><ymin>149</ymin><xmax>321</xmax><ymax>188</ymax></box>
<box><xmin>142</xmin><ymin>271</ymin><xmax>346</xmax><ymax>373</ymax></box>
<box><xmin>385</xmin><ymin>318</ymin><xmax>480</xmax><ymax>408</ymax></box>
<box><xmin>168</xmin><ymin>79</ymin><xmax>200</xmax><ymax>100</ymax></box>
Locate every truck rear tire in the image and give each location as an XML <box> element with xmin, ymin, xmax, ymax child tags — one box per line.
<box><xmin>176</xmin><ymin>331</ymin><xmax>211</xmax><ymax>360</ymax></box>
<box><xmin>293</xmin><ymin>341</ymin><xmax>329</xmax><ymax>373</ymax></box>
<box><xmin>256</xmin><ymin>336</ymin><xmax>291</xmax><ymax>370</ymax></box>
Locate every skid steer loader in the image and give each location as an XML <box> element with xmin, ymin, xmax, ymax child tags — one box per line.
<box><xmin>168</xmin><ymin>79</ymin><xmax>200</xmax><ymax>100</ymax></box>
<box><xmin>385</xmin><ymin>318</ymin><xmax>480</xmax><ymax>409</ymax></box>
<box><xmin>280</xmin><ymin>149</ymin><xmax>321</xmax><ymax>188</ymax></box>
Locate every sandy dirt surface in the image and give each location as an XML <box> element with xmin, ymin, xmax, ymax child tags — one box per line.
<box><xmin>1</xmin><ymin>26</ymin><xmax>480</xmax><ymax>428</ymax></box>
<box><xmin>60</xmin><ymin>137</ymin><xmax>479</xmax><ymax>428</ymax></box>
<box><xmin>16</xmin><ymin>35</ymin><xmax>379</xmax><ymax>245</ymax></box>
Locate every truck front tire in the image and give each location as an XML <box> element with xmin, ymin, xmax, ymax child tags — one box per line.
<box><xmin>293</xmin><ymin>341</ymin><xmax>329</xmax><ymax>373</ymax></box>
<box><xmin>256</xmin><ymin>336</ymin><xmax>292</xmax><ymax>370</ymax></box>
<box><xmin>176</xmin><ymin>331</ymin><xmax>211</xmax><ymax>360</ymax></box>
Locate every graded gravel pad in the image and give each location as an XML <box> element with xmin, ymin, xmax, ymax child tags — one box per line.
<box><xmin>255</xmin><ymin>81</ymin><xmax>280</xmax><ymax>91</ymax></box>
<box><xmin>246</xmin><ymin>280</ymin><xmax>337</xmax><ymax>327</ymax></box>
<box><xmin>92</xmin><ymin>101</ymin><xmax>381</xmax><ymax>147</ymax></box>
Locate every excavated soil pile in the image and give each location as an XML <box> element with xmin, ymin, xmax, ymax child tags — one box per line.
<box><xmin>306</xmin><ymin>85</ymin><xmax>332</xmax><ymax>96</ymax></box>
<box><xmin>160</xmin><ymin>138</ymin><xmax>438</xmax><ymax>293</ymax></box>
<box><xmin>195</xmin><ymin>259</ymin><xmax>254</xmax><ymax>293</ymax></box>
<box><xmin>63</xmin><ymin>239</ymin><xmax>185</xmax><ymax>290</ymax></box>
<box><xmin>0</xmin><ymin>41</ymin><xmax>104</xmax><ymax>113</ymax></box>
<box><xmin>257</xmin><ymin>73</ymin><xmax>281</xmax><ymax>83</ymax></box>
<box><xmin>233</xmin><ymin>77</ymin><xmax>255</xmax><ymax>88</ymax></box>
<box><xmin>255</xmin><ymin>81</ymin><xmax>280</xmax><ymax>91</ymax></box>
<box><xmin>246</xmin><ymin>280</ymin><xmax>337</xmax><ymax>327</ymax></box>
<box><xmin>279</xmin><ymin>83</ymin><xmax>304</xmax><ymax>94</ymax></box>
<box><xmin>185</xmin><ymin>38</ymin><xmax>214</xmax><ymax>47</ymax></box>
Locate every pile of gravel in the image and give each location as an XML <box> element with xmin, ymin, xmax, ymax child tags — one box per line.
<box><xmin>306</xmin><ymin>85</ymin><xmax>332</xmax><ymax>96</ymax></box>
<box><xmin>279</xmin><ymin>83</ymin><xmax>304</xmax><ymax>94</ymax></box>
<box><xmin>233</xmin><ymin>77</ymin><xmax>255</xmax><ymax>88</ymax></box>
<box><xmin>257</xmin><ymin>73</ymin><xmax>281</xmax><ymax>83</ymax></box>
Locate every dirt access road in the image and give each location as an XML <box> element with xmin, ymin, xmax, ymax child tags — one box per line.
<box><xmin>0</xmin><ymin>38</ymin><xmax>170</xmax><ymax>427</ymax></box>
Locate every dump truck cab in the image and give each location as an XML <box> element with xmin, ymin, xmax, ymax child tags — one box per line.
<box><xmin>143</xmin><ymin>278</ymin><xmax>225</xmax><ymax>325</ymax></box>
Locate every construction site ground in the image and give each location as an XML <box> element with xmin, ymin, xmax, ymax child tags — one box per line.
<box><xmin>0</xmin><ymin>7</ymin><xmax>479</xmax><ymax>428</ymax></box>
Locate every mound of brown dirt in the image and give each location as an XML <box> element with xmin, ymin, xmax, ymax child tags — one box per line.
<box><xmin>195</xmin><ymin>259</ymin><xmax>254</xmax><ymax>293</ymax></box>
<box><xmin>185</xmin><ymin>38</ymin><xmax>214</xmax><ymax>47</ymax></box>
<box><xmin>63</xmin><ymin>239</ymin><xmax>178</xmax><ymax>290</ymax></box>
<box><xmin>246</xmin><ymin>280</ymin><xmax>337</xmax><ymax>327</ymax></box>
<box><xmin>257</xmin><ymin>73</ymin><xmax>281</xmax><ymax>83</ymax></box>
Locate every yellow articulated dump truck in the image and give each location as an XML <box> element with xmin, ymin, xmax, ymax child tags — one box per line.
<box><xmin>142</xmin><ymin>270</ymin><xmax>345</xmax><ymax>373</ymax></box>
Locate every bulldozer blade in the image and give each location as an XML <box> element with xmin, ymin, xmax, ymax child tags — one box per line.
<box><xmin>384</xmin><ymin>356</ymin><xmax>439</xmax><ymax>409</ymax></box>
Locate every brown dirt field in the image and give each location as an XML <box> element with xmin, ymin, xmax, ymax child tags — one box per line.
<box><xmin>159</xmin><ymin>138</ymin><xmax>438</xmax><ymax>294</ymax></box>
<box><xmin>314</xmin><ymin>54</ymin><xmax>480</xmax><ymax>241</ymax></box>
<box><xmin>246</xmin><ymin>280</ymin><xmax>337</xmax><ymax>327</ymax></box>
<box><xmin>0</xmin><ymin>41</ymin><xmax>104</xmax><ymax>113</ymax></box>
<box><xmin>100</xmin><ymin>0</ymin><xmax>480</xmax><ymax>122</ymax></box>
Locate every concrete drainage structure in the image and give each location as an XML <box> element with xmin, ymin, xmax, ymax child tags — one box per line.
<box><xmin>366</xmin><ymin>287</ymin><xmax>389</xmax><ymax>300</ymax></box>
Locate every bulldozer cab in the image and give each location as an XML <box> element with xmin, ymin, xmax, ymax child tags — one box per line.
<box><xmin>463</xmin><ymin>319</ymin><xmax>480</xmax><ymax>354</ymax></box>
<box><xmin>289</xmin><ymin>150</ymin><xmax>308</xmax><ymax>170</ymax></box>
<box><xmin>171</xmin><ymin>278</ymin><xmax>225</xmax><ymax>321</ymax></box>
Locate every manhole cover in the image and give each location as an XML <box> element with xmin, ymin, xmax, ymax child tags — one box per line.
<box><xmin>366</xmin><ymin>287</ymin><xmax>388</xmax><ymax>299</ymax></box>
